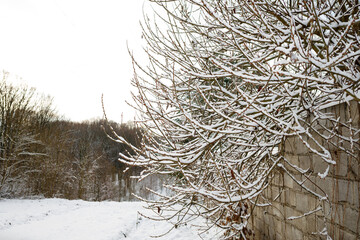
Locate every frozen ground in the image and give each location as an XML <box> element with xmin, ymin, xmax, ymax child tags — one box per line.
<box><xmin>0</xmin><ymin>198</ymin><xmax>218</xmax><ymax>240</ymax></box>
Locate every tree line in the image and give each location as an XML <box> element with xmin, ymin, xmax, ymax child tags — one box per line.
<box><xmin>0</xmin><ymin>72</ymin><xmax>142</xmax><ymax>200</ymax></box>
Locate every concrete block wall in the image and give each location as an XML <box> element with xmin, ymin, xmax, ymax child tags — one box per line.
<box><xmin>251</xmin><ymin>101</ymin><xmax>360</xmax><ymax>240</ymax></box>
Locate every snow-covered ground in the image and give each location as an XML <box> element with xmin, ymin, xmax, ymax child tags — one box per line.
<box><xmin>0</xmin><ymin>198</ymin><xmax>217</xmax><ymax>240</ymax></box>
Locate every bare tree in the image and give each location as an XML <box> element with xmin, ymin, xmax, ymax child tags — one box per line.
<box><xmin>119</xmin><ymin>0</ymin><xmax>360</xmax><ymax>239</ymax></box>
<box><xmin>0</xmin><ymin>72</ymin><xmax>56</xmax><ymax>196</ymax></box>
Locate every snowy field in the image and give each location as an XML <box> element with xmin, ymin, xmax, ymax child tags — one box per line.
<box><xmin>0</xmin><ymin>199</ymin><xmax>217</xmax><ymax>240</ymax></box>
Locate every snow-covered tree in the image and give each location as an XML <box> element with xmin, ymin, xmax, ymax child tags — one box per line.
<box><xmin>120</xmin><ymin>0</ymin><xmax>360</xmax><ymax>238</ymax></box>
<box><xmin>0</xmin><ymin>72</ymin><xmax>56</xmax><ymax>196</ymax></box>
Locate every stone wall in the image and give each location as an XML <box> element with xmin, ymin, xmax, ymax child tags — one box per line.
<box><xmin>251</xmin><ymin>101</ymin><xmax>360</xmax><ymax>239</ymax></box>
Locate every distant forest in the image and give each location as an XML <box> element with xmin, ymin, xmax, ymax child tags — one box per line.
<box><xmin>0</xmin><ymin>73</ymin><xmax>142</xmax><ymax>200</ymax></box>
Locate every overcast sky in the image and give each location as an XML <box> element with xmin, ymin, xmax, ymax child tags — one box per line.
<box><xmin>0</xmin><ymin>0</ymin><xmax>147</xmax><ymax>123</ymax></box>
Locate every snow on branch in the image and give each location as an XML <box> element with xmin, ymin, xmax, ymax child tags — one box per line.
<box><xmin>118</xmin><ymin>0</ymin><xmax>360</xmax><ymax>239</ymax></box>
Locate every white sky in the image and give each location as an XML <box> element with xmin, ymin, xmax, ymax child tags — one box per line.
<box><xmin>0</xmin><ymin>0</ymin><xmax>147</xmax><ymax>123</ymax></box>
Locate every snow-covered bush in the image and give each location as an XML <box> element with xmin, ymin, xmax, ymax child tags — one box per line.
<box><xmin>120</xmin><ymin>0</ymin><xmax>360</xmax><ymax>238</ymax></box>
